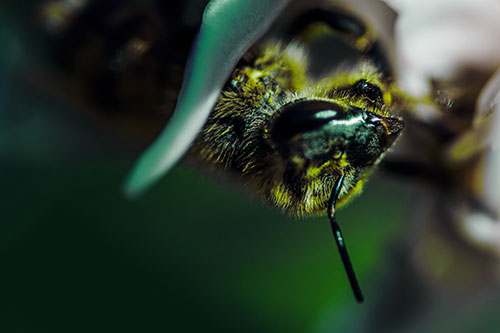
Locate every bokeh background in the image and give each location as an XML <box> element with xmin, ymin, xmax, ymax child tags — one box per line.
<box><xmin>2</xmin><ymin>1</ymin><xmax>500</xmax><ymax>332</ymax></box>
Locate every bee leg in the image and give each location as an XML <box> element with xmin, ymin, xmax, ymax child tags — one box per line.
<box><xmin>286</xmin><ymin>8</ymin><xmax>368</xmax><ymax>47</ymax></box>
<box><xmin>327</xmin><ymin>173</ymin><xmax>364</xmax><ymax>303</ymax></box>
<box><xmin>286</xmin><ymin>7</ymin><xmax>392</xmax><ymax>78</ymax></box>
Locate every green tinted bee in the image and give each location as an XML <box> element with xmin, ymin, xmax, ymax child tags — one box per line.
<box><xmin>41</xmin><ymin>0</ymin><xmax>408</xmax><ymax>303</ymax></box>
<box><xmin>191</xmin><ymin>42</ymin><xmax>404</xmax><ymax>217</ymax></box>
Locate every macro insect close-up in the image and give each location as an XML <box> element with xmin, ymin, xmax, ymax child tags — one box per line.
<box><xmin>3</xmin><ymin>0</ymin><xmax>500</xmax><ymax>332</ymax></box>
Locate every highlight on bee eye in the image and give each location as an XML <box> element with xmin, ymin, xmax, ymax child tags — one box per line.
<box><xmin>269</xmin><ymin>100</ymin><xmax>347</xmax><ymax>144</ymax></box>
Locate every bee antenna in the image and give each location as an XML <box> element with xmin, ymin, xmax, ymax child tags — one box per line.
<box><xmin>327</xmin><ymin>173</ymin><xmax>364</xmax><ymax>303</ymax></box>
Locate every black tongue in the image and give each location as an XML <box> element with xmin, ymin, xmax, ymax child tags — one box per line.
<box><xmin>327</xmin><ymin>173</ymin><xmax>364</xmax><ymax>303</ymax></box>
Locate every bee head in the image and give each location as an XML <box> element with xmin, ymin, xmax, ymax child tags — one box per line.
<box><xmin>269</xmin><ymin>99</ymin><xmax>403</xmax><ymax>168</ymax></box>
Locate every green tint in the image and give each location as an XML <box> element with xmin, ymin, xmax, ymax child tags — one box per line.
<box><xmin>5</xmin><ymin>1</ymin><xmax>500</xmax><ymax>332</ymax></box>
<box><xmin>1</xmin><ymin>151</ymin><xmax>409</xmax><ymax>332</ymax></box>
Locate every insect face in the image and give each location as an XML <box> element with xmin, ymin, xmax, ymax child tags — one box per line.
<box><xmin>190</xmin><ymin>41</ymin><xmax>405</xmax><ymax>217</ymax></box>
<box><xmin>264</xmin><ymin>98</ymin><xmax>403</xmax><ymax>215</ymax></box>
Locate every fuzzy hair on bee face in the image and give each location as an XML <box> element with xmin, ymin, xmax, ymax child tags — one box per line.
<box><xmin>189</xmin><ymin>42</ymin><xmax>404</xmax><ymax>216</ymax></box>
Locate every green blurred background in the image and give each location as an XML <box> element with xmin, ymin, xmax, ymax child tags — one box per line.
<box><xmin>2</xmin><ymin>1</ymin><xmax>500</xmax><ymax>332</ymax></box>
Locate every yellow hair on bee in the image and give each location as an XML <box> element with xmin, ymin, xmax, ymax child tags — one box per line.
<box><xmin>191</xmin><ymin>33</ymin><xmax>405</xmax><ymax>216</ymax></box>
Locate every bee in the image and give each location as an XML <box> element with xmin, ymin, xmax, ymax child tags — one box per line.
<box><xmin>39</xmin><ymin>0</ymin><xmax>408</xmax><ymax>303</ymax></box>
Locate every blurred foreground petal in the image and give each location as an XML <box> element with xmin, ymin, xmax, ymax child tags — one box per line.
<box><xmin>459</xmin><ymin>70</ymin><xmax>500</xmax><ymax>259</ymax></box>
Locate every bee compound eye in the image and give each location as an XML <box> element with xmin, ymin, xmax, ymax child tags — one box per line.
<box><xmin>270</xmin><ymin>100</ymin><xmax>346</xmax><ymax>144</ymax></box>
